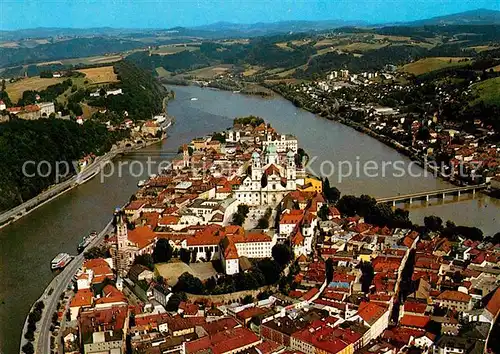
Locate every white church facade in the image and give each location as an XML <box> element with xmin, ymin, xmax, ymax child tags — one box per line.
<box><xmin>234</xmin><ymin>144</ymin><xmax>304</xmax><ymax>206</ymax></box>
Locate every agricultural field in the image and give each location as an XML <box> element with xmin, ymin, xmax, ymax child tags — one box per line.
<box><xmin>468</xmin><ymin>45</ymin><xmax>499</xmax><ymax>53</ymax></box>
<box><xmin>5</xmin><ymin>76</ymin><xmax>64</xmax><ymax>103</ymax></box>
<box><xmin>471</xmin><ymin>77</ymin><xmax>500</xmax><ymax>106</ymax></box>
<box><xmin>373</xmin><ymin>34</ymin><xmax>412</xmax><ymax>41</ymax></box>
<box><xmin>152</xmin><ymin>45</ymin><xmax>199</xmax><ymax>56</ymax></box>
<box><xmin>242</xmin><ymin>66</ymin><xmax>263</xmax><ymax>77</ymax></box>
<box><xmin>155</xmin><ymin>67</ymin><xmax>172</xmax><ymax>77</ymax></box>
<box><xmin>275</xmin><ymin>42</ymin><xmax>294</xmax><ymax>51</ymax></box>
<box><xmin>490</xmin><ymin>65</ymin><xmax>500</xmax><ymax>72</ymax></box>
<box><xmin>77</xmin><ymin>66</ymin><xmax>119</xmax><ymax>84</ymax></box>
<box><xmin>0</xmin><ymin>42</ymin><xmax>19</xmax><ymax>48</ymax></box>
<box><xmin>185</xmin><ymin>64</ymin><xmax>233</xmax><ymax>79</ymax></box>
<box><xmin>400</xmin><ymin>57</ymin><xmax>471</xmax><ymax>76</ymax></box>
<box><xmin>335</xmin><ymin>42</ymin><xmax>389</xmax><ymax>52</ymax></box>
<box><xmin>314</xmin><ymin>39</ymin><xmax>341</xmax><ymax>48</ymax></box>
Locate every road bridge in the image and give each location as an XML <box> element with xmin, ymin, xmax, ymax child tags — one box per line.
<box><xmin>376</xmin><ymin>184</ymin><xmax>488</xmax><ymax>206</ymax></box>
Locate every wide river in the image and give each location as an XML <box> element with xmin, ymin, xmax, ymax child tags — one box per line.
<box><xmin>0</xmin><ymin>84</ymin><xmax>498</xmax><ymax>353</ymax></box>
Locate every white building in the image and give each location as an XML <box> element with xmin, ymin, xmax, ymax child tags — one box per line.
<box><xmin>262</xmin><ymin>133</ymin><xmax>298</xmax><ymax>153</ymax></box>
<box><xmin>234</xmin><ymin>146</ymin><xmax>300</xmax><ymax>206</ymax></box>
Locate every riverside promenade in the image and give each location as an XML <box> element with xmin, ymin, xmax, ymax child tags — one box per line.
<box><xmin>0</xmin><ymin>136</ymin><xmax>167</xmax><ymax>231</ymax></box>
<box><xmin>19</xmin><ymin>219</ymin><xmax>115</xmax><ymax>354</ymax></box>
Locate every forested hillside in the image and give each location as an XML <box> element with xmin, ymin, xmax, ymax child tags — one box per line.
<box><xmin>0</xmin><ymin>37</ymin><xmax>145</xmax><ymax>68</ymax></box>
<box><xmin>0</xmin><ymin>119</ymin><xmax>127</xmax><ymax>211</ymax></box>
<box><xmin>89</xmin><ymin>61</ymin><xmax>168</xmax><ymax>123</ymax></box>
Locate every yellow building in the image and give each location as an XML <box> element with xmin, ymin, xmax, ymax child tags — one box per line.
<box><xmin>299</xmin><ymin>177</ymin><xmax>323</xmax><ymax>193</ymax></box>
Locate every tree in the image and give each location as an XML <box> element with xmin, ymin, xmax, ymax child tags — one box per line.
<box><xmin>325</xmin><ymin>258</ymin><xmax>334</xmax><ymax>284</ymax></box>
<box><xmin>336</xmin><ymin>195</ymin><xmax>359</xmax><ymax>217</ymax></box>
<box><xmin>323</xmin><ymin>178</ymin><xmax>340</xmax><ymax>203</ymax></box>
<box><xmin>318</xmin><ymin>204</ymin><xmax>329</xmax><ymax>221</ymax></box>
<box><xmin>180</xmin><ymin>248</ymin><xmax>190</xmax><ymax>264</ymax></box>
<box><xmin>174</xmin><ymin>273</ymin><xmax>204</xmax><ymax>294</ymax></box>
<box><xmin>256</xmin><ymin>259</ymin><xmax>282</xmax><ymax>285</ymax></box>
<box><xmin>84</xmin><ymin>246</ymin><xmax>108</xmax><ymax>259</ymax></box>
<box><xmin>24</xmin><ymin>330</ymin><xmax>34</xmax><ymax>341</ymax></box>
<box><xmin>242</xmin><ymin>295</ymin><xmax>254</xmax><ymax>304</ymax></box>
<box><xmin>133</xmin><ymin>254</ymin><xmax>154</xmax><ymax>271</ymax></box>
<box><xmin>22</xmin><ymin>342</ymin><xmax>34</xmax><ymax>354</ymax></box>
<box><xmin>232</xmin><ymin>204</ymin><xmax>250</xmax><ymax>226</ymax></box>
<box><xmin>166</xmin><ymin>292</ymin><xmax>187</xmax><ymax>311</ymax></box>
<box><xmin>360</xmin><ymin>261</ymin><xmax>374</xmax><ymax>294</ymax></box>
<box><xmin>493</xmin><ymin>232</ymin><xmax>500</xmax><ymax>244</ymax></box>
<box><xmin>272</xmin><ymin>244</ymin><xmax>293</xmax><ymax>267</ymax></box>
<box><xmin>152</xmin><ymin>239</ymin><xmax>173</xmax><ymax>263</ymax></box>
<box><xmin>257</xmin><ymin>217</ymin><xmax>269</xmax><ymax>229</ymax></box>
<box><xmin>424</xmin><ymin>215</ymin><xmax>443</xmax><ymax>232</ymax></box>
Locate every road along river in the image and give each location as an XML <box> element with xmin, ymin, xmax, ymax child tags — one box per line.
<box><xmin>1</xmin><ymin>84</ymin><xmax>498</xmax><ymax>354</ymax></box>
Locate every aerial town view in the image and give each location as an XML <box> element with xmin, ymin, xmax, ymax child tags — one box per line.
<box><xmin>0</xmin><ymin>1</ymin><xmax>500</xmax><ymax>354</ymax></box>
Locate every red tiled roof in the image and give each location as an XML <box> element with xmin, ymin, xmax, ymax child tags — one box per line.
<box><xmin>437</xmin><ymin>290</ymin><xmax>471</xmax><ymax>303</ymax></box>
<box><xmin>255</xmin><ymin>340</ymin><xmax>282</xmax><ymax>354</ymax></box>
<box><xmin>357</xmin><ymin>302</ymin><xmax>387</xmax><ymax>325</ymax></box>
<box><xmin>128</xmin><ymin>225</ymin><xmax>157</xmax><ymax>249</ymax></box>
<box><xmin>404</xmin><ymin>301</ymin><xmax>427</xmax><ymax>315</ymax></box>
<box><xmin>222</xmin><ymin>238</ymin><xmax>239</xmax><ymax>260</ymax></box>
<box><xmin>70</xmin><ymin>289</ymin><xmax>93</xmax><ymax>308</ymax></box>
<box><xmin>179</xmin><ymin>301</ymin><xmax>199</xmax><ymax>316</ymax></box>
<box><xmin>486</xmin><ymin>287</ymin><xmax>500</xmax><ymax>317</ymax></box>
<box><xmin>400</xmin><ymin>314</ymin><xmax>430</xmax><ymax>329</ymax></box>
<box><xmin>158</xmin><ymin>215</ymin><xmax>180</xmax><ymax>225</ymax></box>
<box><xmin>236</xmin><ymin>307</ymin><xmax>267</xmax><ymax>321</ymax></box>
<box><xmin>185</xmin><ymin>327</ymin><xmax>260</xmax><ymax>354</ymax></box>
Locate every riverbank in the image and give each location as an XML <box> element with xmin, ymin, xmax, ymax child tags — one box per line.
<box><xmin>267</xmin><ymin>85</ymin><xmax>495</xmax><ymax>194</ymax></box>
<box><xmin>18</xmin><ymin>219</ymin><xmax>115</xmax><ymax>354</ymax></box>
<box><xmin>0</xmin><ymin>136</ymin><xmax>166</xmax><ymax>231</ymax></box>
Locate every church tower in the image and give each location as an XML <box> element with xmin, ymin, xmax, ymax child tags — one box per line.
<box><xmin>115</xmin><ymin>211</ymin><xmax>130</xmax><ymax>277</ymax></box>
<box><xmin>183</xmin><ymin>144</ymin><xmax>190</xmax><ymax>168</ymax></box>
<box><xmin>286</xmin><ymin>150</ymin><xmax>296</xmax><ymax>189</ymax></box>
<box><xmin>251</xmin><ymin>151</ymin><xmax>262</xmax><ymax>181</ymax></box>
<box><xmin>266</xmin><ymin>143</ymin><xmax>278</xmax><ymax>165</ymax></box>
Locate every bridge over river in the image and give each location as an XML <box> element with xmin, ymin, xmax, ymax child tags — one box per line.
<box><xmin>376</xmin><ymin>184</ymin><xmax>489</xmax><ymax>206</ymax></box>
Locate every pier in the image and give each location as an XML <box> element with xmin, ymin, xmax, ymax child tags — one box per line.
<box><xmin>376</xmin><ymin>184</ymin><xmax>488</xmax><ymax>206</ymax></box>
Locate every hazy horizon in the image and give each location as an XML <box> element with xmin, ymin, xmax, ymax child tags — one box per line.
<box><xmin>1</xmin><ymin>0</ymin><xmax>499</xmax><ymax>31</ymax></box>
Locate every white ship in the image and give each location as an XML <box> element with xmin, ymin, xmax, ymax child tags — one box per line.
<box><xmin>190</xmin><ymin>97</ymin><xmax>198</xmax><ymax>101</ymax></box>
<box><xmin>51</xmin><ymin>253</ymin><xmax>73</xmax><ymax>270</ymax></box>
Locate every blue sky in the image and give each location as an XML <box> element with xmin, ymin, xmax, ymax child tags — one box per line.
<box><xmin>1</xmin><ymin>0</ymin><xmax>499</xmax><ymax>30</ymax></box>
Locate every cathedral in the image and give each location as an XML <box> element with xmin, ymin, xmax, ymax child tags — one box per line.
<box><xmin>234</xmin><ymin>143</ymin><xmax>304</xmax><ymax>206</ymax></box>
<box><xmin>112</xmin><ymin>211</ymin><xmax>157</xmax><ymax>277</ymax></box>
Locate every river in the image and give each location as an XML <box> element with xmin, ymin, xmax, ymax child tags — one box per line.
<box><xmin>0</xmin><ymin>84</ymin><xmax>498</xmax><ymax>353</ymax></box>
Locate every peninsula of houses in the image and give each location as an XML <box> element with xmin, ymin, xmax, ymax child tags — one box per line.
<box><xmin>32</xmin><ymin>118</ymin><xmax>500</xmax><ymax>354</ymax></box>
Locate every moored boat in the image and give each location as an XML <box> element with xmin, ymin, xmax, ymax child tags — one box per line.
<box><xmin>51</xmin><ymin>253</ymin><xmax>73</xmax><ymax>270</ymax></box>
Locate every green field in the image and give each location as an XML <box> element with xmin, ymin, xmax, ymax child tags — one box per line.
<box><xmin>152</xmin><ymin>45</ymin><xmax>199</xmax><ymax>56</ymax></box>
<box><xmin>155</xmin><ymin>67</ymin><xmax>171</xmax><ymax>77</ymax></box>
<box><xmin>400</xmin><ymin>57</ymin><xmax>471</xmax><ymax>76</ymax></box>
<box><xmin>472</xmin><ymin>77</ymin><xmax>500</xmax><ymax>106</ymax></box>
<box><xmin>185</xmin><ymin>64</ymin><xmax>233</xmax><ymax>79</ymax></box>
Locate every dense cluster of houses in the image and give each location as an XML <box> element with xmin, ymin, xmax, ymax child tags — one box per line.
<box><xmin>57</xmin><ymin>122</ymin><xmax>500</xmax><ymax>354</ymax></box>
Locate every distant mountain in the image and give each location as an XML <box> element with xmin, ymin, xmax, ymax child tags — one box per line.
<box><xmin>0</xmin><ymin>27</ymin><xmax>151</xmax><ymax>41</ymax></box>
<box><xmin>192</xmin><ymin>19</ymin><xmax>368</xmax><ymax>35</ymax></box>
<box><xmin>404</xmin><ymin>9</ymin><xmax>500</xmax><ymax>26</ymax></box>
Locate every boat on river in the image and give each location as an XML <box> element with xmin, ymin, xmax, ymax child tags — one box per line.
<box><xmin>51</xmin><ymin>253</ymin><xmax>73</xmax><ymax>270</ymax></box>
<box><xmin>77</xmin><ymin>231</ymin><xmax>98</xmax><ymax>253</ymax></box>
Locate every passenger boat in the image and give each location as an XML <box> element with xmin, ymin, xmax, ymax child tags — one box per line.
<box><xmin>77</xmin><ymin>231</ymin><xmax>98</xmax><ymax>253</ymax></box>
<box><xmin>51</xmin><ymin>253</ymin><xmax>73</xmax><ymax>270</ymax></box>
